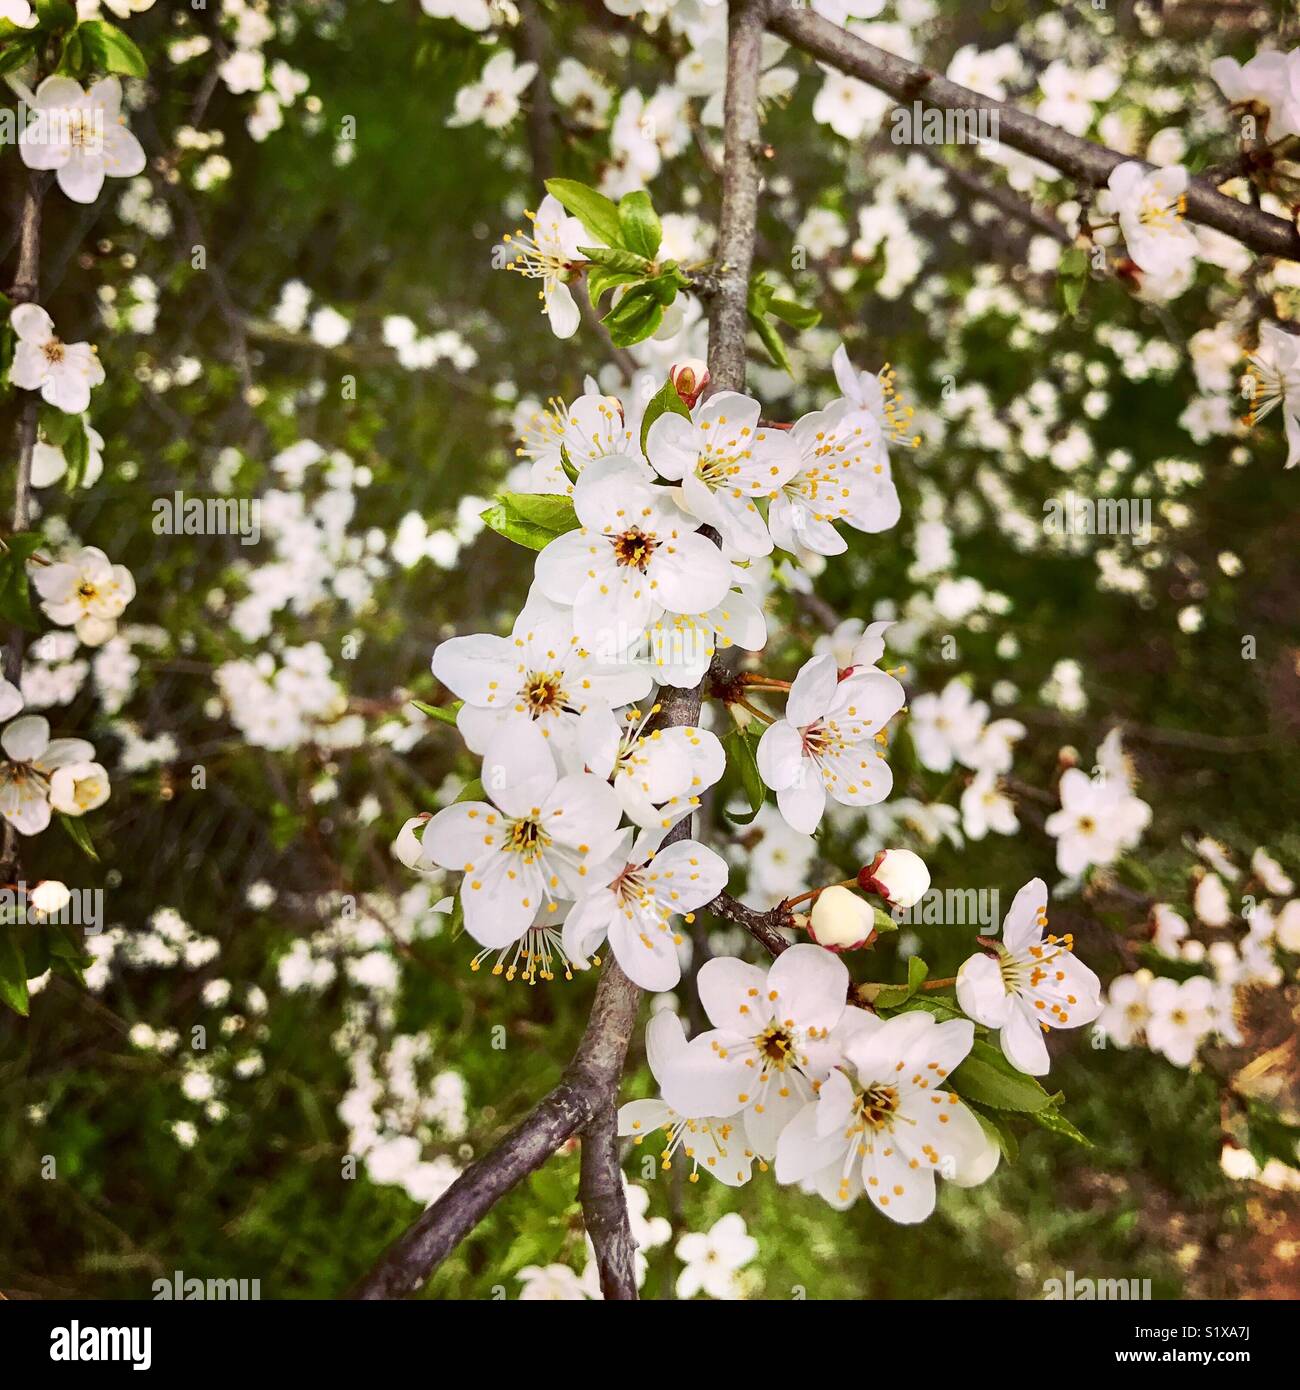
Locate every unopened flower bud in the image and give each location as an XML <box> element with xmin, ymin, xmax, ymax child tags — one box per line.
<box><xmin>858</xmin><ymin>849</ymin><xmax>930</xmax><ymax>910</ymax></box>
<box><xmin>670</xmin><ymin>359</ymin><xmax>709</xmax><ymax>409</ymax></box>
<box><xmin>30</xmin><ymin>879</ymin><xmax>71</xmax><ymax>916</ymax></box>
<box><xmin>393</xmin><ymin>813</ymin><xmax>431</xmax><ymax>870</ymax></box>
<box><xmin>808</xmin><ymin>885</ymin><xmax>875</xmax><ymax>952</ymax></box>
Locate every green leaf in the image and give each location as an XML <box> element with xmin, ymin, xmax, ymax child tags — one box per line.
<box><xmin>768</xmin><ymin>297</ymin><xmax>822</xmax><ymax>331</ymax></box>
<box><xmin>56</xmin><ymin>25</ymin><xmax>85</xmax><ymax>77</ymax></box>
<box><xmin>892</xmin><ymin>993</ymin><xmax>969</xmax><ymax>1023</ymax></box>
<box><xmin>448</xmin><ymin>889</ymin><xmax>466</xmax><ymax>941</ymax></box>
<box><xmin>587</xmin><ymin>265</ymin><xmax>644</xmax><ymax>309</ymax></box>
<box><xmin>579</xmin><ymin>245</ymin><xmax>652</xmax><ymax>274</ymax></box>
<box><xmin>454</xmin><ymin>777</ymin><xmax>485</xmax><ymax>804</ymax></box>
<box><xmin>949</xmin><ymin>1039</ymin><xmax>1054</xmax><ymax>1114</ymax></box>
<box><xmin>411</xmin><ymin>698</ymin><xmax>463</xmax><ymax>727</ymax></box>
<box><xmin>1057</xmin><ymin>244</ymin><xmax>1089</xmax><ymax>317</ymax></box>
<box><xmin>971</xmin><ymin>1105</ymin><xmax>1019</xmax><ymax>1164</ymax></box>
<box><xmin>643</xmin><ymin>269</ymin><xmax>682</xmax><ymax>306</ymax></box>
<box><xmin>1032</xmin><ymin>1104</ymin><xmax>1093</xmax><ymax>1147</ymax></box>
<box><xmin>59</xmin><ymin>813</ymin><xmax>100</xmax><ymax>862</ymax></box>
<box><xmin>0</xmin><ymin>531</ymin><xmax>46</xmax><ymax>631</ymax></box>
<box><xmin>603</xmin><ymin>283</ymin><xmax>665</xmax><ymax>347</ymax></box>
<box><xmin>34</xmin><ymin>0</ymin><xmax>77</xmax><ymax>31</ymax></box>
<box><xmin>0</xmin><ymin>32</ymin><xmax>40</xmax><ymax>76</ymax></box>
<box><xmin>38</xmin><ymin>405</ymin><xmax>76</xmax><ymax>448</ymax></box>
<box><xmin>1243</xmin><ymin>1099</ymin><xmax>1300</xmax><ymax>1169</ymax></box>
<box><xmin>870</xmin><ymin>905</ymin><xmax>899</xmax><ymax>935</ymax></box>
<box><xmin>872</xmin><ymin>954</ymin><xmax>929</xmax><ymax>1009</ymax></box>
<box><xmin>617</xmin><ymin>189</ymin><xmax>661</xmax><ymax>260</ymax></box>
<box><xmin>543</xmin><ymin>178</ymin><xmax>623</xmax><ymax>247</ymax></box>
<box><xmin>77</xmin><ymin>19</ymin><xmax>148</xmax><ymax>78</ymax></box>
<box><xmin>749</xmin><ymin>309</ymin><xmax>793</xmax><ymax>375</ymax></box>
<box><xmin>0</xmin><ymin>930</ymin><xmax>29</xmax><ymax>1016</ymax></box>
<box><xmin>747</xmin><ymin>274</ymin><xmax>774</xmax><ymax>317</ymax></box>
<box><xmin>480</xmin><ymin>492</ymin><xmax>579</xmax><ymax>551</ymax></box>
<box><xmin>63</xmin><ymin>416</ymin><xmax>90</xmax><ymax>491</ymax></box>
<box><xmin>47</xmin><ymin>924</ymin><xmax>91</xmax><ymax>987</ymax></box>
<box><xmin>639</xmin><ymin>375</ymin><xmax>692</xmax><ymax>454</ymax></box>
<box><xmin>723</xmin><ymin>728</ymin><xmax>766</xmax><ymax>825</ymax></box>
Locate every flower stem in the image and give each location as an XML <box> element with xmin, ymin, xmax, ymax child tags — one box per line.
<box><xmin>784</xmin><ymin>878</ymin><xmax>857</xmax><ymax>911</ymax></box>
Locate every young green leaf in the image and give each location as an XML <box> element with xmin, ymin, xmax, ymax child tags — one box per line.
<box><xmin>0</xmin><ymin>930</ymin><xmax>28</xmax><ymax>1016</ymax></box>
<box><xmin>0</xmin><ymin>532</ymin><xmax>47</xmax><ymax>632</ymax></box>
<box><xmin>749</xmin><ymin>309</ymin><xmax>793</xmax><ymax>375</ymax></box>
<box><xmin>971</xmin><ymin>1105</ymin><xmax>1020</xmax><ymax>1163</ymax></box>
<box><xmin>722</xmin><ymin>728</ymin><xmax>766</xmax><ymax>825</ymax></box>
<box><xmin>768</xmin><ymin>297</ymin><xmax>822</xmax><ymax>331</ymax></box>
<box><xmin>1032</xmin><ymin>1104</ymin><xmax>1093</xmax><ymax>1147</ymax></box>
<box><xmin>411</xmin><ymin>698</ymin><xmax>463</xmax><ymax>727</ymax></box>
<box><xmin>60</xmin><ymin>813</ymin><xmax>100</xmax><ymax>862</ymax></box>
<box><xmin>480</xmin><ymin>492</ymin><xmax>579</xmax><ymax>551</ymax></box>
<box><xmin>544</xmin><ymin>178</ymin><xmax>623</xmax><ymax>248</ymax></box>
<box><xmin>579</xmin><ymin>245</ymin><xmax>652</xmax><ymax>274</ymax></box>
<box><xmin>1057</xmin><ymin>244</ymin><xmax>1089</xmax><ymax>317</ymax></box>
<box><xmin>948</xmin><ymin>1040</ymin><xmax>1054</xmax><ymax>1114</ymax></box>
<box><xmin>587</xmin><ymin>265</ymin><xmax>644</xmax><ymax>309</ymax></box>
<box><xmin>602</xmin><ymin>282</ymin><xmax>665</xmax><ymax>347</ymax></box>
<box><xmin>35</xmin><ymin>0</ymin><xmax>77</xmax><ymax>32</ymax></box>
<box><xmin>639</xmin><ymin>375</ymin><xmax>692</xmax><ymax>454</ymax></box>
<box><xmin>617</xmin><ymin>189</ymin><xmax>662</xmax><ymax>260</ymax></box>
<box><xmin>78</xmin><ymin>19</ymin><xmax>148</xmax><ymax>78</ymax></box>
<box><xmin>872</xmin><ymin>954</ymin><xmax>929</xmax><ymax>1009</ymax></box>
<box><xmin>0</xmin><ymin>33</ymin><xmax>41</xmax><ymax>77</ymax></box>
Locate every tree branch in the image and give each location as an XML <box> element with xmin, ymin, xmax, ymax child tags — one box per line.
<box><xmin>708</xmin><ymin>888</ymin><xmax>793</xmax><ymax>956</ymax></box>
<box><xmin>767</xmin><ymin>0</ymin><xmax>1300</xmax><ymax>263</ymax></box>
<box><xmin>578</xmin><ymin>1103</ymin><xmax>638</xmax><ymax>1298</ymax></box>
<box><xmin>2</xmin><ymin>170</ymin><xmax>44</xmax><ymax>881</ymax></box>
<box><xmin>349</xmin><ymin>951</ymin><xmax>642</xmax><ymax>1299</ymax></box>
<box><xmin>707</xmin><ymin>0</ymin><xmax>771</xmax><ymax>396</ymax></box>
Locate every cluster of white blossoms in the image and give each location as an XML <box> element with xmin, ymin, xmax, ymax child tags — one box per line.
<box><xmin>620</xmin><ymin>947</ymin><xmax>1005</xmax><ymax>1222</ymax></box>
<box><xmin>1100</xmin><ymin>842</ymin><xmax>1300</xmax><ymax>1088</ymax></box>
<box><xmin>616</xmin><ymin>874</ymin><xmax>1101</xmax><ymax>1222</ymax></box>
<box><xmin>3</xmin><ymin>73</ymin><xmax>145</xmax><ymax>843</ymax></box>
<box><xmin>908</xmin><ymin>676</ymin><xmax>1026</xmax><ymax>841</ymax></box>
<box><xmin>396</xmin><ymin>342</ymin><xmax>906</xmax><ymax>989</ymax></box>
<box><xmin>215</xmin><ymin>643</ymin><xmax>357</xmax><ymax>754</ymax></box>
<box><xmin>0</xmin><ymin>679</ymin><xmax>108</xmax><ymax>837</ymax></box>
<box><xmin>1044</xmin><ymin>728</ymin><xmax>1151</xmax><ymax>879</ymax></box>
<box><xmin>340</xmin><ymin>1034</ymin><xmax>468</xmax><ymax>1207</ymax></box>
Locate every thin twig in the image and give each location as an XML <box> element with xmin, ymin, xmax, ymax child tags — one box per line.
<box><xmin>707</xmin><ymin>888</ymin><xmax>792</xmax><ymax>957</ymax></box>
<box><xmin>767</xmin><ymin>0</ymin><xmax>1300</xmax><ymax>262</ymax></box>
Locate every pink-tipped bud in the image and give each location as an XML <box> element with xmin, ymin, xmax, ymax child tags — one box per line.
<box><xmin>393</xmin><ymin>812</ymin><xmax>432</xmax><ymax>870</ymax></box>
<box><xmin>670</xmin><ymin>359</ymin><xmax>709</xmax><ymax>409</ymax></box>
<box><xmin>807</xmin><ymin>885</ymin><xmax>876</xmax><ymax>952</ymax></box>
<box><xmin>857</xmin><ymin>849</ymin><xmax>930</xmax><ymax>910</ymax></box>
